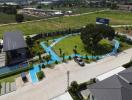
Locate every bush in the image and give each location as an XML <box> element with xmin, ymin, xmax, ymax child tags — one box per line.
<box><xmin>69</xmin><ymin>56</ymin><xmax>72</xmax><ymax>60</ymax></box>
<box><xmin>42</xmin><ymin>64</ymin><xmax>45</xmax><ymax>69</ymax></box>
<box><xmin>15</xmin><ymin>14</ymin><xmax>24</xmax><ymax>22</ymax></box>
<box><xmin>123</xmin><ymin>61</ymin><xmax>132</xmax><ymax>68</ymax></box>
<box><xmin>55</xmin><ymin>60</ymin><xmax>58</xmax><ymax>64</ymax></box>
<box><xmin>37</xmin><ymin>71</ymin><xmax>45</xmax><ymax>81</ymax></box>
<box><xmin>85</xmin><ymin>55</ymin><xmax>89</xmax><ymax>60</ymax></box>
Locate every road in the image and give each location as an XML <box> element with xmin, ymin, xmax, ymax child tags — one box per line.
<box><xmin>0</xmin><ymin>48</ymin><xmax>132</xmax><ymax>100</ymax></box>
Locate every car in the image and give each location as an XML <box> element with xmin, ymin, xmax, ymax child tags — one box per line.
<box><xmin>74</xmin><ymin>56</ymin><xmax>85</xmax><ymax>66</ymax></box>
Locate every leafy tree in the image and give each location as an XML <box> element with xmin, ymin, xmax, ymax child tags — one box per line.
<box><xmin>70</xmin><ymin>81</ymin><xmax>79</xmax><ymax>92</ymax></box>
<box><xmin>26</xmin><ymin>36</ymin><xmax>33</xmax><ymax>47</ymax></box>
<box><xmin>15</xmin><ymin>14</ymin><xmax>24</xmax><ymax>22</ymax></box>
<box><xmin>81</xmin><ymin>24</ymin><xmax>115</xmax><ymax>54</ymax></box>
<box><xmin>62</xmin><ymin>52</ymin><xmax>65</xmax><ymax>62</ymax></box>
<box><xmin>59</xmin><ymin>48</ymin><xmax>62</xmax><ymax>56</ymax></box>
<box><xmin>45</xmin><ymin>55</ymin><xmax>51</xmax><ymax>64</ymax></box>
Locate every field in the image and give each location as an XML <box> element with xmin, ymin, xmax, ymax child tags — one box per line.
<box><xmin>0</xmin><ymin>10</ymin><xmax>132</xmax><ymax>38</ymax></box>
<box><xmin>0</xmin><ymin>13</ymin><xmax>42</xmax><ymax>24</ymax></box>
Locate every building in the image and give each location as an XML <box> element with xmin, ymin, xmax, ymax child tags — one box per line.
<box><xmin>3</xmin><ymin>31</ymin><xmax>28</xmax><ymax>65</ymax></box>
<box><xmin>118</xmin><ymin>4</ymin><xmax>132</xmax><ymax>11</ymax></box>
<box><xmin>87</xmin><ymin>67</ymin><xmax>132</xmax><ymax>100</ymax></box>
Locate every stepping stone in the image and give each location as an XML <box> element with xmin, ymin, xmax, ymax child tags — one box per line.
<box><xmin>1</xmin><ymin>82</ymin><xmax>6</xmax><ymax>95</ymax></box>
<box><xmin>6</xmin><ymin>82</ymin><xmax>10</xmax><ymax>93</ymax></box>
<box><xmin>10</xmin><ymin>82</ymin><xmax>16</xmax><ymax>92</ymax></box>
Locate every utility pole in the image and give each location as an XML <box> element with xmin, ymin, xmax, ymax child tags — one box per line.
<box><xmin>67</xmin><ymin>70</ymin><xmax>70</xmax><ymax>90</ymax></box>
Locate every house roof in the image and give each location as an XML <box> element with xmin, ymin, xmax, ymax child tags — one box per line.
<box><xmin>88</xmin><ymin>68</ymin><xmax>132</xmax><ymax>100</ymax></box>
<box><xmin>3</xmin><ymin>31</ymin><xmax>27</xmax><ymax>51</ymax></box>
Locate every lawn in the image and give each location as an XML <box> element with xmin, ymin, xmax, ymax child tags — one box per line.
<box><xmin>0</xmin><ymin>74</ymin><xmax>19</xmax><ymax>83</ymax></box>
<box><xmin>53</xmin><ymin>35</ymin><xmax>132</xmax><ymax>56</ymax></box>
<box><xmin>53</xmin><ymin>35</ymin><xmax>114</xmax><ymax>56</ymax></box>
<box><xmin>0</xmin><ymin>10</ymin><xmax>132</xmax><ymax>38</ymax></box>
<box><xmin>53</xmin><ymin>35</ymin><xmax>89</xmax><ymax>56</ymax></box>
<box><xmin>0</xmin><ymin>13</ymin><xmax>42</xmax><ymax>24</ymax></box>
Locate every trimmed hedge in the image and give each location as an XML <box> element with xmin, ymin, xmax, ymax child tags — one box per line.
<box><xmin>37</xmin><ymin>71</ymin><xmax>45</xmax><ymax>81</ymax></box>
<box><xmin>0</xmin><ymin>65</ymin><xmax>33</xmax><ymax>79</ymax></box>
<box><xmin>123</xmin><ymin>61</ymin><xmax>132</xmax><ymax>68</ymax></box>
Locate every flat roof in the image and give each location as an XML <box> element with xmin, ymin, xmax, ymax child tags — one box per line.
<box><xmin>3</xmin><ymin>31</ymin><xmax>27</xmax><ymax>51</ymax></box>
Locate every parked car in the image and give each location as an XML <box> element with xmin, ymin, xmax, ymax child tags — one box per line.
<box><xmin>74</xmin><ymin>56</ymin><xmax>85</xmax><ymax>66</ymax></box>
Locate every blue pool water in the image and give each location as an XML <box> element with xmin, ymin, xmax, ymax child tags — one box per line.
<box><xmin>29</xmin><ymin>65</ymin><xmax>40</xmax><ymax>84</ymax></box>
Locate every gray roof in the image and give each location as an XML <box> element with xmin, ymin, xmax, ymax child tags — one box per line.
<box><xmin>88</xmin><ymin>74</ymin><xmax>132</xmax><ymax>100</ymax></box>
<box><xmin>3</xmin><ymin>31</ymin><xmax>27</xmax><ymax>51</ymax></box>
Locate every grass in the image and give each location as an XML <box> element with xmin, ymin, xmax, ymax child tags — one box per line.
<box><xmin>53</xmin><ymin>35</ymin><xmax>113</xmax><ymax>56</ymax></box>
<box><xmin>0</xmin><ymin>10</ymin><xmax>132</xmax><ymax>38</ymax></box>
<box><xmin>0</xmin><ymin>74</ymin><xmax>19</xmax><ymax>83</ymax></box>
<box><xmin>53</xmin><ymin>35</ymin><xmax>132</xmax><ymax>56</ymax></box>
<box><xmin>0</xmin><ymin>13</ymin><xmax>42</xmax><ymax>24</ymax></box>
<box><xmin>53</xmin><ymin>35</ymin><xmax>89</xmax><ymax>56</ymax></box>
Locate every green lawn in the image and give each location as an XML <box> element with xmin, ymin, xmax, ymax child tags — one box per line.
<box><xmin>0</xmin><ymin>13</ymin><xmax>42</xmax><ymax>24</ymax></box>
<box><xmin>0</xmin><ymin>10</ymin><xmax>132</xmax><ymax>38</ymax></box>
<box><xmin>53</xmin><ymin>35</ymin><xmax>89</xmax><ymax>56</ymax></box>
<box><xmin>53</xmin><ymin>35</ymin><xmax>132</xmax><ymax>56</ymax></box>
<box><xmin>0</xmin><ymin>74</ymin><xmax>19</xmax><ymax>83</ymax></box>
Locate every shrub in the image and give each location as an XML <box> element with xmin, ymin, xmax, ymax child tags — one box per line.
<box><xmin>15</xmin><ymin>14</ymin><xmax>24</xmax><ymax>22</ymax></box>
<box><xmin>42</xmin><ymin>64</ymin><xmax>45</xmax><ymax>69</ymax></box>
<box><xmin>69</xmin><ymin>56</ymin><xmax>72</xmax><ymax>60</ymax></box>
<box><xmin>55</xmin><ymin>60</ymin><xmax>58</xmax><ymax>64</ymax></box>
<box><xmin>37</xmin><ymin>71</ymin><xmax>45</xmax><ymax>81</ymax></box>
<box><xmin>85</xmin><ymin>55</ymin><xmax>89</xmax><ymax>60</ymax></box>
<box><xmin>123</xmin><ymin>61</ymin><xmax>132</xmax><ymax>68</ymax></box>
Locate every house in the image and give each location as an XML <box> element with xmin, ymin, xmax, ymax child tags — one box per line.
<box><xmin>87</xmin><ymin>67</ymin><xmax>132</xmax><ymax>100</ymax></box>
<box><xmin>3</xmin><ymin>31</ymin><xmax>28</xmax><ymax>65</ymax></box>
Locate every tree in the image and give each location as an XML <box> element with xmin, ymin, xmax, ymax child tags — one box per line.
<box><xmin>81</xmin><ymin>24</ymin><xmax>115</xmax><ymax>54</ymax></box>
<box><xmin>70</xmin><ymin>81</ymin><xmax>79</xmax><ymax>92</ymax></box>
<box><xmin>62</xmin><ymin>52</ymin><xmax>65</xmax><ymax>62</ymax></box>
<box><xmin>37</xmin><ymin>52</ymin><xmax>42</xmax><ymax>62</ymax></box>
<box><xmin>45</xmin><ymin>55</ymin><xmax>51</xmax><ymax>64</ymax></box>
<box><xmin>15</xmin><ymin>14</ymin><xmax>24</xmax><ymax>22</ymax></box>
<box><xmin>59</xmin><ymin>48</ymin><xmax>62</xmax><ymax>56</ymax></box>
<box><xmin>26</xmin><ymin>36</ymin><xmax>33</xmax><ymax>47</ymax></box>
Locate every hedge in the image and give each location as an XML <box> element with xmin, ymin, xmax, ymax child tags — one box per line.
<box><xmin>123</xmin><ymin>61</ymin><xmax>132</xmax><ymax>68</ymax></box>
<box><xmin>37</xmin><ymin>71</ymin><xmax>45</xmax><ymax>81</ymax></box>
<box><xmin>0</xmin><ymin>65</ymin><xmax>33</xmax><ymax>79</ymax></box>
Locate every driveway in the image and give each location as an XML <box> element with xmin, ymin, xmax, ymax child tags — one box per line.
<box><xmin>0</xmin><ymin>48</ymin><xmax>132</xmax><ymax>100</ymax></box>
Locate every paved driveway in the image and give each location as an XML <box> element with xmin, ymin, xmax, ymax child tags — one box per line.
<box><xmin>0</xmin><ymin>48</ymin><xmax>132</xmax><ymax>100</ymax></box>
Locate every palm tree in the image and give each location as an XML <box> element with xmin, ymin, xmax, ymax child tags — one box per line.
<box><xmin>59</xmin><ymin>48</ymin><xmax>62</xmax><ymax>56</ymax></box>
<box><xmin>45</xmin><ymin>55</ymin><xmax>51</xmax><ymax>65</ymax></box>
<box><xmin>26</xmin><ymin>36</ymin><xmax>33</xmax><ymax>47</ymax></box>
<box><xmin>62</xmin><ymin>52</ymin><xmax>65</xmax><ymax>62</ymax></box>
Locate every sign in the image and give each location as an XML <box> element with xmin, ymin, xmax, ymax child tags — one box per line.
<box><xmin>96</xmin><ymin>17</ymin><xmax>110</xmax><ymax>25</ymax></box>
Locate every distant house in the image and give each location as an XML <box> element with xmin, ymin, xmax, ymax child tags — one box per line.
<box><xmin>3</xmin><ymin>31</ymin><xmax>28</xmax><ymax>65</ymax></box>
<box><xmin>87</xmin><ymin>67</ymin><xmax>132</xmax><ymax>100</ymax></box>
